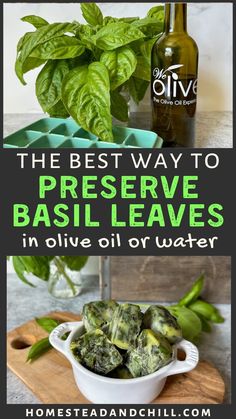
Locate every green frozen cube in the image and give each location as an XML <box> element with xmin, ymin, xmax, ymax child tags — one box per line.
<box><xmin>82</xmin><ymin>300</ymin><xmax>119</xmax><ymax>331</ymax></box>
<box><xmin>70</xmin><ymin>329</ymin><xmax>123</xmax><ymax>375</ymax></box>
<box><xmin>126</xmin><ymin>329</ymin><xmax>172</xmax><ymax>377</ymax></box>
<box><xmin>143</xmin><ymin>305</ymin><xmax>182</xmax><ymax>344</ymax></box>
<box><xmin>109</xmin><ymin>366</ymin><xmax>133</xmax><ymax>379</ymax></box>
<box><xmin>109</xmin><ymin>303</ymin><xmax>143</xmax><ymax>350</ymax></box>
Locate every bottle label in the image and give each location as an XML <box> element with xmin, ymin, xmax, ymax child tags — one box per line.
<box><xmin>152</xmin><ymin>64</ymin><xmax>197</xmax><ymax>106</ymax></box>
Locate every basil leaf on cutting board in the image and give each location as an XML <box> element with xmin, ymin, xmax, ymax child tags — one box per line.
<box><xmin>35</xmin><ymin>317</ymin><xmax>60</xmax><ymax>333</ymax></box>
<box><xmin>27</xmin><ymin>337</ymin><xmax>52</xmax><ymax>362</ymax></box>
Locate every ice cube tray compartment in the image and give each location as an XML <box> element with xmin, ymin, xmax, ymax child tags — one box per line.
<box><xmin>124</xmin><ymin>133</ymin><xmax>157</xmax><ymax>148</ymax></box>
<box><xmin>91</xmin><ymin>142</ymin><xmax>120</xmax><ymax>149</ymax></box>
<box><xmin>51</xmin><ymin>121</ymin><xmax>80</xmax><ymax>137</ymax></box>
<box><xmin>58</xmin><ymin>138</ymin><xmax>93</xmax><ymax>148</ymax></box>
<box><xmin>111</xmin><ymin>126</ymin><xmax>129</xmax><ymax>144</ymax></box>
<box><xmin>73</xmin><ymin>128</ymin><xmax>98</xmax><ymax>141</ymax></box>
<box><xmin>4</xmin><ymin>130</ymin><xmax>43</xmax><ymax>147</ymax></box>
<box><xmin>24</xmin><ymin>118</ymin><xmax>63</xmax><ymax>133</ymax></box>
<box><xmin>29</xmin><ymin>134</ymin><xmax>66</xmax><ymax>148</ymax></box>
<box><xmin>3</xmin><ymin>118</ymin><xmax>163</xmax><ymax>149</ymax></box>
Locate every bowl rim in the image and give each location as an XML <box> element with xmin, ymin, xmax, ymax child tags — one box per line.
<box><xmin>65</xmin><ymin>322</ymin><xmax>178</xmax><ymax>385</ymax></box>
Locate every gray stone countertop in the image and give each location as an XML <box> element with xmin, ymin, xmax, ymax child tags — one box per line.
<box><xmin>4</xmin><ymin>111</ymin><xmax>233</xmax><ymax>148</ymax></box>
<box><xmin>7</xmin><ymin>273</ymin><xmax>231</xmax><ymax>404</ymax></box>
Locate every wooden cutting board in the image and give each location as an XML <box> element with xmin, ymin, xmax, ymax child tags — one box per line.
<box><xmin>7</xmin><ymin>311</ymin><xmax>225</xmax><ymax>404</ymax></box>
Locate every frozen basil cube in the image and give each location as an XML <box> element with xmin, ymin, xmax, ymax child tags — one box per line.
<box><xmin>126</xmin><ymin>329</ymin><xmax>172</xmax><ymax>377</ymax></box>
<box><xmin>143</xmin><ymin>305</ymin><xmax>182</xmax><ymax>344</ymax></box>
<box><xmin>109</xmin><ymin>366</ymin><xmax>133</xmax><ymax>379</ymax></box>
<box><xmin>70</xmin><ymin>329</ymin><xmax>123</xmax><ymax>375</ymax></box>
<box><xmin>109</xmin><ymin>303</ymin><xmax>143</xmax><ymax>350</ymax></box>
<box><xmin>82</xmin><ymin>300</ymin><xmax>119</xmax><ymax>331</ymax></box>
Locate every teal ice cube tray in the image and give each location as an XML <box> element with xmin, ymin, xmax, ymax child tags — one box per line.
<box><xmin>3</xmin><ymin>118</ymin><xmax>163</xmax><ymax>149</ymax></box>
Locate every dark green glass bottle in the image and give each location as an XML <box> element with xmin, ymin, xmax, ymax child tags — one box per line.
<box><xmin>151</xmin><ymin>3</ymin><xmax>198</xmax><ymax>147</ymax></box>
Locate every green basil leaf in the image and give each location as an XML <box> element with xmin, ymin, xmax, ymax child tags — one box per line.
<box><xmin>189</xmin><ymin>300</ymin><xmax>224</xmax><ymax>324</ymax></box>
<box><xmin>110</xmin><ymin>90</ymin><xmax>129</xmax><ymax>122</ymax></box>
<box><xmin>81</xmin><ymin>2</ymin><xmax>103</xmax><ymax>26</ymax></box>
<box><xmin>15</xmin><ymin>22</ymin><xmax>76</xmax><ymax>84</ymax></box>
<box><xmin>36</xmin><ymin>60</ymin><xmax>70</xmax><ymax>112</ymax></box>
<box><xmin>103</xmin><ymin>16</ymin><xmax>119</xmax><ymax>26</ymax></box>
<box><xmin>12</xmin><ymin>256</ymin><xmax>35</xmax><ymax>287</ymax></box>
<box><xmin>75</xmin><ymin>25</ymin><xmax>101</xmax><ymax>59</ymax></box>
<box><xmin>12</xmin><ymin>256</ymin><xmax>51</xmax><ymax>285</ymax></box>
<box><xmin>132</xmin><ymin>17</ymin><xmax>163</xmax><ymax>37</ymax></box>
<box><xmin>27</xmin><ymin>337</ymin><xmax>52</xmax><ymax>362</ymax></box>
<box><xmin>103</xmin><ymin>17</ymin><xmax>139</xmax><ymax>26</ymax></box>
<box><xmin>60</xmin><ymin>256</ymin><xmax>89</xmax><ymax>271</ymax></box>
<box><xmin>178</xmin><ymin>274</ymin><xmax>204</xmax><ymax>307</ymax></box>
<box><xmin>18</xmin><ymin>256</ymin><xmax>50</xmax><ymax>281</ymax></box>
<box><xmin>17</xmin><ymin>32</ymin><xmax>34</xmax><ymax>53</ymax></box>
<box><xmin>67</xmin><ymin>51</ymin><xmax>93</xmax><ymax>70</ymax></box>
<box><xmin>16</xmin><ymin>34</ymin><xmax>46</xmax><ymax>74</ymax></box>
<box><xmin>31</xmin><ymin>35</ymin><xmax>85</xmax><ymax>60</ymax></box>
<box><xmin>119</xmin><ymin>17</ymin><xmax>140</xmax><ymax>24</ymax></box>
<box><xmin>92</xmin><ymin>22</ymin><xmax>144</xmax><ymax>51</ymax></box>
<box><xmin>22</xmin><ymin>57</ymin><xmax>46</xmax><ymax>74</ymax></box>
<box><xmin>21</xmin><ymin>15</ymin><xmax>49</xmax><ymax>29</ymax></box>
<box><xmin>128</xmin><ymin>77</ymin><xmax>149</xmax><ymax>104</ymax></box>
<box><xmin>197</xmin><ymin>314</ymin><xmax>212</xmax><ymax>333</ymax></box>
<box><xmin>133</xmin><ymin>56</ymin><xmax>151</xmax><ymax>81</ymax></box>
<box><xmin>47</xmin><ymin>100</ymin><xmax>70</xmax><ymax>118</ymax></box>
<box><xmin>140</xmin><ymin>37</ymin><xmax>160</xmax><ymax>63</ymax></box>
<box><xmin>167</xmin><ymin>306</ymin><xmax>202</xmax><ymax>343</ymax></box>
<box><xmin>147</xmin><ymin>5</ymin><xmax>165</xmax><ymax>22</ymax></box>
<box><xmin>75</xmin><ymin>24</ymin><xmax>96</xmax><ymax>50</ymax></box>
<box><xmin>100</xmin><ymin>46</ymin><xmax>137</xmax><ymax>90</ymax></box>
<box><xmin>35</xmin><ymin>317</ymin><xmax>59</xmax><ymax>333</ymax></box>
<box><xmin>62</xmin><ymin>62</ymin><xmax>113</xmax><ymax>141</ymax></box>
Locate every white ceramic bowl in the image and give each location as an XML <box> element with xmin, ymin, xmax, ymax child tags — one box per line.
<box><xmin>49</xmin><ymin>321</ymin><xmax>199</xmax><ymax>404</ymax></box>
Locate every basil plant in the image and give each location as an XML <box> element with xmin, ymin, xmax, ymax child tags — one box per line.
<box><xmin>15</xmin><ymin>3</ymin><xmax>164</xmax><ymax>141</ymax></box>
<box><xmin>9</xmin><ymin>256</ymin><xmax>89</xmax><ymax>296</ymax></box>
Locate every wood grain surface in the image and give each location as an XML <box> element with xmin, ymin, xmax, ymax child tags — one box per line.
<box><xmin>7</xmin><ymin>312</ymin><xmax>225</xmax><ymax>404</ymax></box>
<box><xmin>110</xmin><ymin>256</ymin><xmax>231</xmax><ymax>303</ymax></box>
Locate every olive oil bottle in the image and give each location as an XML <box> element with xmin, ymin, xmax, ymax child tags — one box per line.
<box><xmin>151</xmin><ymin>3</ymin><xmax>198</xmax><ymax>147</ymax></box>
